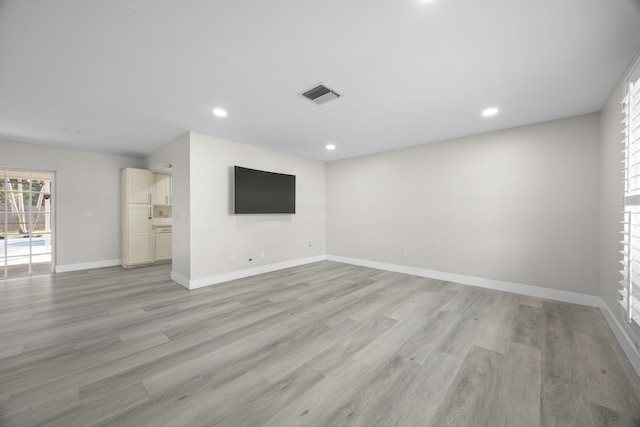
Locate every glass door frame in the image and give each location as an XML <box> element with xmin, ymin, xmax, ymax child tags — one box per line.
<box><xmin>0</xmin><ymin>168</ymin><xmax>56</xmax><ymax>278</ymax></box>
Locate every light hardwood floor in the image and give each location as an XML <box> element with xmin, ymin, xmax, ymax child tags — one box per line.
<box><xmin>1</xmin><ymin>261</ymin><xmax>640</xmax><ymax>426</ymax></box>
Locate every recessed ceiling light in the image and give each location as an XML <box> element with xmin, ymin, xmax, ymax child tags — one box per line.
<box><xmin>326</xmin><ymin>144</ymin><xmax>336</xmax><ymax>151</ymax></box>
<box><xmin>482</xmin><ymin>107</ymin><xmax>499</xmax><ymax>117</ymax></box>
<box><xmin>212</xmin><ymin>108</ymin><xmax>228</xmax><ymax>118</ymax></box>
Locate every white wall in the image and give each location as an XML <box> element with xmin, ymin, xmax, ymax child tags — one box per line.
<box><xmin>189</xmin><ymin>132</ymin><xmax>326</xmax><ymax>283</ymax></box>
<box><xmin>144</xmin><ymin>133</ymin><xmax>190</xmax><ymax>281</ymax></box>
<box><xmin>0</xmin><ymin>140</ymin><xmax>142</xmax><ymax>270</ymax></box>
<box><xmin>148</xmin><ymin>132</ymin><xmax>326</xmax><ymax>288</ymax></box>
<box><xmin>598</xmin><ymin>65</ymin><xmax>628</xmax><ymax>312</ymax></box>
<box><xmin>327</xmin><ymin>114</ymin><xmax>600</xmax><ymax>294</ymax></box>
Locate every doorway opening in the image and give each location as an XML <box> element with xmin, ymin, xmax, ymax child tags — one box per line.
<box><xmin>0</xmin><ymin>169</ymin><xmax>54</xmax><ymax>278</ymax></box>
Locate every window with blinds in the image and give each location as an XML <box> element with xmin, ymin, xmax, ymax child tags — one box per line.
<box><xmin>621</xmin><ymin>59</ymin><xmax>640</xmax><ymax>341</ymax></box>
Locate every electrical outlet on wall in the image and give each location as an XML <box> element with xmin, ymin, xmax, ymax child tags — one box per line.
<box><xmin>402</xmin><ymin>249</ymin><xmax>408</xmax><ymax>258</ymax></box>
<box><xmin>229</xmin><ymin>253</ymin><xmax>236</xmax><ymax>263</ymax></box>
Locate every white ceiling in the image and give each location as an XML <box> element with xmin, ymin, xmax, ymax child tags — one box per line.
<box><xmin>1</xmin><ymin>0</ymin><xmax>640</xmax><ymax>161</ymax></box>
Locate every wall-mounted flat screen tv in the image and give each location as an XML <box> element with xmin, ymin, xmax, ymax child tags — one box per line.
<box><xmin>234</xmin><ymin>166</ymin><xmax>296</xmax><ymax>214</ymax></box>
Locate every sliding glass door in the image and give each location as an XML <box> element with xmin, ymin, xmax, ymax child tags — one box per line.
<box><xmin>0</xmin><ymin>169</ymin><xmax>54</xmax><ymax>278</ymax></box>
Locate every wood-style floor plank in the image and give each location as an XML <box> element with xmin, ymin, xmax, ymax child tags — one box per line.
<box><xmin>1</xmin><ymin>261</ymin><xmax>639</xmax><ymax>426</ymax></box>
<box><xmin>494</xmin><ymin>342</ymin><xmax>542</xmax><ymax>427</ymax></box>
<box><xmin>427</xmin><ymin>345</ymin><xmax>505</xmax><ymax>427</ymax></box>
<box><xmin>512</xmin><ymin>304</ymin><xmax>544</xmax><ymax>350</ymax></box>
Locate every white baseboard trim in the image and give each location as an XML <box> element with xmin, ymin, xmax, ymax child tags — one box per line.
<box><xmin>170</xmin><ymin>271</ymin><xmax>190</xmax><ymax>290</ymax></box>
<box><xmin>55</xmin><ymin>259</ymin><xmax>121</xmax><ymax>273</ymax></box>
<box><xmin>597</xmin><ymin>300</ymin><xmax>640</xmax><ymax>378</ymax></box>
<box><xmin>185</xmin><ymin>255</ymin><xmax>327</xmax><ymax>290</ymax></box>
<box><xmin>326</xmin><ymin>255</ymin><xmax>601</xmax><ymax>307</ymax></box>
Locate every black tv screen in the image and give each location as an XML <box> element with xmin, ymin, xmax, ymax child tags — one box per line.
<box><xmin>234</xmin><ymin>166</ymin><xmax>296</xmax><ymax>214</ymax></box>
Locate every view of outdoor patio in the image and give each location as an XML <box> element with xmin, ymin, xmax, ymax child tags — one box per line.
<box><xmin>0</xmin><ymin>169</ymin><xmax>53</xmax><ymax>278</ymax></box>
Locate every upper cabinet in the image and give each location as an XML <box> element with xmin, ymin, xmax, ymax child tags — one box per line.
<box><xmin>153</xmin><ymin>173</ymin><xmax>171</xmax><ymax>206</ymax></box>
<box><xmin>125</xmin><ymin>168</ymin><xmax>154</xmax><ymax>204</ymax></box>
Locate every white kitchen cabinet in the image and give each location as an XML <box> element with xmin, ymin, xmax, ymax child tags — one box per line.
<box><xmin>154</xmin><ymin>226</ymin><xmax>172</xmax><ymax>262</ymax></box>
<box><xmin>122</xmin><ymin>168</ymin><xmax>153</xmax><ymax>267</ymax></box>
<box><xmin>127</xmin><ymin>205</ymin><xmax>153</xmax><ymax>265</ymax></box>
<box><xmin>153</xmin><ymin>173</ymin><xmax>171</xmax><ymax>206</ymax></box>
<box><xmin>125</xmin><ymin>168</ymin><xmax>154</xmax><ymax>204</ymax></box>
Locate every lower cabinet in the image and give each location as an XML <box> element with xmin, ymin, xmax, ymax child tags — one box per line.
<box><xmin>122</xmin><ymin>204</ymin><xmax>153</xmax><ymax>267</ymax></box>
<box><xmin>154</xmin><ymin>227</ymin><xmax>172</xmax><ymax>262</ymax></box>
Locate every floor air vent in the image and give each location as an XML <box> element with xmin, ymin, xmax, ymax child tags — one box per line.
<box><xmin>302</xmin><ymin>83</ymin><xmax>340</xmax><ymax>105</ymax></box>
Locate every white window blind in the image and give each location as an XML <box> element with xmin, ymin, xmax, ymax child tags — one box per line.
<box><xmin>621</xmin><ymin>59</ymin><xmax>640</xmax><ymax>340</ymax></box>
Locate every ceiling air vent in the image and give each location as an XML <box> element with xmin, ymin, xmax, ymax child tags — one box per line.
<box><xmin>301</xmin><ymin>83</ymin><xmax>341</xmax><ymax>105</ymax></box>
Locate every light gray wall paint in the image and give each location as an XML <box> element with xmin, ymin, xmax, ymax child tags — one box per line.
<box><xmin>187</xmin><ymin>132</ymin><xmax>326</xmax><ymax>281</ymax></box>
<box><xmin>598</xmin><ymin>68</ymin><xmax>626</xmax><ymax>311</ymax></box>
<box><xmin>327</xmin><ymin>114</ymin><xmax>600</xmax><ymax>294</ymax></box>
<box><xmin>0</xmin><ymin>140</ymin><xmax>142</xmax><ymax>267</ymax></box>
<box><xmin>144</xmin><ymin>133</ymin><xmax>190</xmax><ymax>280</ymax></box>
